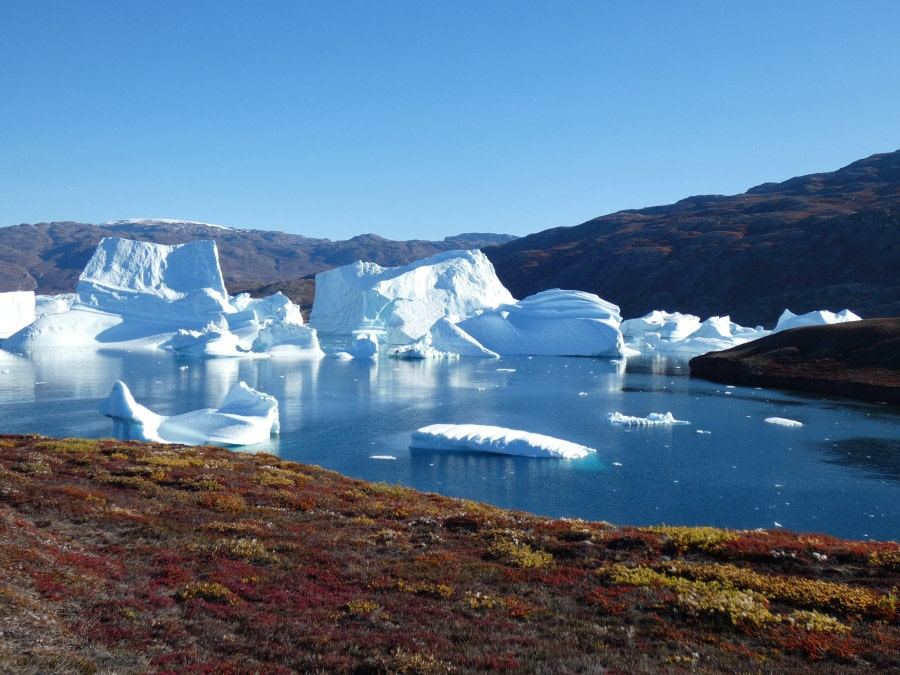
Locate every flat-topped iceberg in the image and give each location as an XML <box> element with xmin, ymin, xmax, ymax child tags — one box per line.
<box><xmin>0</xmin><ymin>291</ymin><xmax>35</xmax><ymax>339</ymax></box>
<box><xmin>456</xmin><ymin>289</ymin><xmax>625</xmax><ymax>357</ymax></box>
<box><xmin>163</xmin><ymin>320</ymin><xmax>247</xmax><ymax>357</ymax></box>
<box><xmin>410</xmin><ymin>423</ymin><xmax>595</xmax><ymax>459</ymax></box>
<box><xmin>765</xmin><ymin>417</ymin><xmax>803</xmax><ymax>427</ymax></box>
<box><xmin>309</xmin><ymin>249</ymin><xmax>514</xmax><ymax>343</ymax></box>
<box><xmin>330</xmin><ymin>332</ymin><xmax>380</xmax><ymax>360</ymax></box>
<box><xmin>99</xmin><ymin>380</ymin><xmax>279</xmax><ymax>445</ymax></box>
<box><xmin>78</xmin><ymin>237</ymin><xmax>233</xmax><ymax>325</ymax></box>
<box><xmin>607</xmin><ymin>411</ymin><xmax>690</xmax><ymax>426</ymax></box>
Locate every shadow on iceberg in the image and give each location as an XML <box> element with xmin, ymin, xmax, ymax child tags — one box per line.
<box><xmin>98</xmin><ymin>380</ymin><xmax>279</xmax><ymax>446</ymax></box>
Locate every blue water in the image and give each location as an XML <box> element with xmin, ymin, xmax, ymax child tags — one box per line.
<box><xmin>1</xmin><ymin>345</ymin><xmax>898</xmax><ymax>541</ymax></box>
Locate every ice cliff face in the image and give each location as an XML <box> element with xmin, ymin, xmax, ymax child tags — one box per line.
<box><xmin>77</xmin><ymin>237</ymin><xmax>232</xmax><ymax>326</ymax></box>
<box><xmin>309</xmin><ymin>250</ymin><xmax>514</xmax><ymax>343</ymax></box>
<box><xmin>0</xmin><ymin>291</ymin><xmax>36</xmax><ymax>339</ymax></box>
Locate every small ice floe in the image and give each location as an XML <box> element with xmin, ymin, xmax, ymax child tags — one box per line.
<box><xmin>765</xmin><ymin>417</ymin><xmax>803</xmax><ymax>427</ymax></box>
<box><xmin>179</xmin><ymin>365</ymin><xmax>189</xmax><ymax>371</ymax></box>
<box><xmin>98</xmin><ymin>380</ymin><xmax>279</xmax><ymax>446</ymax></box>
<box><xmin>612</xmin><ymin>462</ymin><xmax>623</xmax><ymax>467</ymax></box>
<box><xmin>774</xmin><ymin>522</ymin><xmax>783</xmax><ymax>528</ymax></box>
<box><xmin>410</xmin><ymin>423</ymin><xmax>595</xmax><ymax>459</ymax></box>
<box><xmin>370</xmin><ymin>455</ymin><xmax>397</xmax><ymax>461</ymax></box>
<box><xmin>496</xmin><ymin>368</ymin><xmax>516</xmax><ymax>373</ymax></box>
<box><xmin>696</xmin><ymin>430</ymin><xmax>711</xmax><ymax>434</ymax></box>
<box><xmin>606</xmin><ymin>412</ymin><xmax>690</xmax><ymax>426</ymax></box>
<box><xmin>578</xmin><ymin>391</ymin><xmax>588</xmax><ymax>397</ymax></box>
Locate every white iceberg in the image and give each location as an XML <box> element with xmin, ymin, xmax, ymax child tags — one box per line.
<box><xmin>4</xmin><ymin>238</ymin><xmax>323</xmax><ymax>358</ymax></box>
<box><xmin>0</xmin><ymin>291</ymin><xmax>36</xmax><ymax>339</ymax></box>
<box><xmin>331</xmin><ymin>332</ymin><xmax>379</xmax><ymax>360</ymax></box>
<box><xmin>648</xmin><ymin>315</ymin><xmax>768</xmax><ymax>355</ymax></box>
<box><xmin>35</xmin><ymin>293</ymin><xmax>76</xmax><ymax>318</ymax></box>
<box><xmin>98</xmin><ymin>380</ymin><xmax>279</xmax><ymax>445</ymax></box>
<box><xmin>606</xmin><ymin>412</ymin><xmax>690</xmax><ymax>426</ymax></box>
<box><xmin>410</xmin><ymin>423</ymin><xmax>595</xmax><ymax>459</ymax></box>
<box><xmin>772</xmin><ymin>308</ymin><xmax>861</xmax><ymax>333</ymax></box>
<box><xmin>162</xmin><ymin>320</ymin><xmax>248</xmax><ymax>357</ymax></box>
<box><xmin>77</xmin><ymin>237</ymin><xmax>233</xmax><ymax>325</ymax></box>
<box><xmin>388</xmin><ymin>317</ymin><xmax>500</xmax><ymax>360</ymax></box>
<box><xmin>620</xmin><ymin>310</ymin><xmax>702</xmax><ymax>349</ymax></box>
<box><xmin>309</xmin><ymin>249</ymin><xmax>514</xmax><ymax>343</ymax></box>
<box><xmin>764</xmin><ymin>417</ymin><xmax>803</xmax><ymax>427</ymax></box>
<box><xmin>455</xmin><ymin>289</ymin><xmax>625</xmax><ymax>357</ymax></box>
<box><xmin>6</xmin><ymin>238</ymin><xmax>235</xmax><ymax>350</ymax></box>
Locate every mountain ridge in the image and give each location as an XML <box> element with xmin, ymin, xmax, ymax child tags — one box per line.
<box><xmin>484</xmin><ymin>150</ymin><xmax>900</xmax><ymax>324</ymax></box>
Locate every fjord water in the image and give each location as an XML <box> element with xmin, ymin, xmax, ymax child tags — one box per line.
<box><xmin>1</xmin><ymin>345</ymin><xmax>898</xmax><ymax>541</ymax></box>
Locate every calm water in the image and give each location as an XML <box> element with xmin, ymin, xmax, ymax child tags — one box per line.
<box><xmin>1</xmin><ymin>343</ymin><xmax>898</xmax><ymax>541</ymax></box>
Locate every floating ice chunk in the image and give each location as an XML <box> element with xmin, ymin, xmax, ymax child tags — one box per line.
<box><xmin>370</xmin><ymin>455</ymin><xmax>397</xmax><ymax>460</ymax></box>
<box><xmin>773</xmin><ymin>308</ymin><xmax>862</xmax><ymax>333</ymax></box>
<box><xmin>310</xmin><ymin>250</ymin><xmax>513</xmax><ymax>342</ymax></box>
<box><xmin>607</xmin><ymin>412</ymin><xmax>690</xmax><ymax>426</ymax></box>
<box><xmin>0</xmin><ymin>291</ymin><xmax>36</xmax><ymax>339</ymax></box>
<box><xmin>331</xmin><ymin>333</ymin><xmax>379</xmax><ymax>360</ymax></box>
<box><xmin>411</xmin><ymin>423</ymin><xmax>595</xmax><ymax>459</ymax></box>
<box><xmin>251</xmin><ymin>321</ymin><xmax>324</xmax><ymax>358</ymax></box>
<box><xmin>163</xmin><ymin>320</ymin><xmax>246</xmax><ymax>357</ymax></box>
<box><xmin>765</xmin><ymin>417</ymin><xmax>803</xmax><ymax>427</ymax></box>
<box><xmin>231</xmin><ymin>291</ymin><xmax>305</xmax><ymax>325</ymax></box>
<box><xmin>457</xmin><ymin>289</ymin><xmax>624</xmax><ymax>357</ymax></box>
<box><xmin>388</xmin><ymin>339</ymin><xmax>437</xmax><ymax>360</ymax></box>
<box><xmin>99</xmin><ymin>380</ymin><xmax>279</xmax><ymax>445</ymax></box>
<box><xmin>650</xmin><ymin>315</ymin><xmax>768</xmax><ymax>355</ymax></box>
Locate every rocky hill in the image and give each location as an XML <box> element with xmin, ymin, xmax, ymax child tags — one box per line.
<box><xmin>0</xmin><ymin>219</ymin><xmax>517</xmax><ymax>310</ymax></box>
<box><xmin>484</xmin><ymin>151</ymin><xmax>900</xmax><ymax>325</ymax></box>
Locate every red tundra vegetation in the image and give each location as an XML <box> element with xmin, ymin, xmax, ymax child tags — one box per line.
<box><xmin>0</xmin><ymin>434</ymin><xmax>897</xmax><ymax>672</ymax></box>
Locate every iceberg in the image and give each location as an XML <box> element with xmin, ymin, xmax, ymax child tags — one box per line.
<box><xmin>309</xmin><ymin>249</ymin><xmax>514</xmax><ymax>343</ymax></box>
<box><xmin>607</xmin><ymin>412</ymin><xmax>690</xmax><ymax>426</ymax></box>
<box><xmin>4</xmin><ymin>238</ymin><xmax>323</xmax><ymax>358</ymax></box>
<box><xmin>620</xmin><ymin>310</ymin><xmax>703</xmax><ymax>351</ymax></box>
<box><xmin>162</xmin><ymin>320</ymin><xmax>247</xmax><ymax>357</ymax></box>
<box><xmin>648</xmin><ymin>316</ymin><xmax>768</xmax><ymax>355</ymax></box>
<box><xmin>455</xmin><ymin>289</ymin><xmax>625</xmax><ymax>357</ymax></box>
<box><xmin>772</xmin><ymin>308</ymin><xmax>861</xmax><ymax>333</ymax></box>
<box><xmin>77</xmin><ymin>237</ymin><xmax>232</xmax><ymax>325</ymax></box>
<box><xmin>0</xmin><ymin>291</ymin><xmax>36</xmax><ymax>339</ymax></box>
<box><xmin>98</xmin><ymin>380</ymin><xmax>279</xmax><ymax>445</ymax></box>
<box><xmin>35</xmin><ymin>293</ymin><xmax>76</xmax><ymax>318</ymax></box>
<box><xmin>388</xmin><ymin>318</ymin><xmax>500</xmax><ymax>359</ymax></box>
<box><xmin>331</xmin><ymin>332</ymin><xmax>379</xmax><ymax>360</ymax></box>
<box><xmin>410</xmin><ymin>423</ymin><xmax>596</xmax><ymax>459</ymax></box>
<box><xmin>764</xmin><ymin>417</ymin><xmax>803</xmax><ymax>427</ymax></box>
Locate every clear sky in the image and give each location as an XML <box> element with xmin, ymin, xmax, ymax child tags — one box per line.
<box><xmin>2</xmin><ymin>1</ymin><xmax>899</xmax><ymax>240</ymax></box>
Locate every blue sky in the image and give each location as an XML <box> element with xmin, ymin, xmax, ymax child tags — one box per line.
<box><xmin>2</xmin><ymin>1</ymin><xmax>899</xmax><ymax>240</ymax></box>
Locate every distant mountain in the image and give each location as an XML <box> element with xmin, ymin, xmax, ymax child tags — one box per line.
<box><xmin>0</xmin><ymin>220</ymin><xmax>517</xmax><ymax>310</ymax></box>
<box><xmin>484</xmin><ymin>151</ymin><xmax>900</xmax><ymax>325</ymax></box>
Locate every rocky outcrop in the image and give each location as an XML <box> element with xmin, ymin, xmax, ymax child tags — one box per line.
<box><xmin>689</xmin><ymin>318</ymin><xmax>900</xmax><ymax>404</ymax></box>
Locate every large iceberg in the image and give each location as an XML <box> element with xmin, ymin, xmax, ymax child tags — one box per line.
<box><xmin>0</xmin><ymin>291</ymin><xmax>36</xmax><ymax>339</ymax></box>
<box><xmin>78</xmin><ymin>237</ymin><xmax>232</xmax><ymax>325</ymax></box>
<box><xmin>455</xmin><ymin>289</ymin><xmax>625</xmax><ymax>357</ymax></box>
<box><xmin>309</xmin><ymin>249</ymin><xmax>514</xmax><ymax>343</ymax></box>
<box><xmin>99</xmin><ymin>380</ymin><xmax>279</xmax><ymax>445</ymax></box>
<box><xmin>410</xmin><ymin>423</ymin><xmax>596</xmax><ymax>459</ymax></box>
<box><xmin>5</xmin><ymin>238</ymin><xmax>323</xmax><ymax>357</ymax></box>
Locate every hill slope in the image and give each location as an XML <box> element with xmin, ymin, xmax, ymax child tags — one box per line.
<box><xmin>1</xmin><ymin>435</ymin><xmax>898</xmax><ymax>672</ymax></box>
<box><xmin>484</xmin><ymin>151</ymin><xmax>900</xmax><ymax>325</ymax></box>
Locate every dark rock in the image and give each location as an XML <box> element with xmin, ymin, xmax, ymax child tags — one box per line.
<box><xmin>689</xmin><ymin>318</ymin><xmax>900</xmax><ymax>404</ymax></box>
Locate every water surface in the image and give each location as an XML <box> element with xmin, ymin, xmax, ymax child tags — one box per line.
<box><xmin>1</xmin><ymin>346</ymin><xmax>897</xmax><ymax>541</ymax></box>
